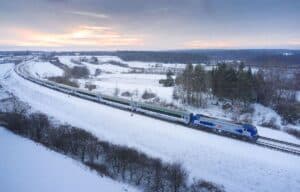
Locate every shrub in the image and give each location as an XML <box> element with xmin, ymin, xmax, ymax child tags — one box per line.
<box><xmin>190</xmin><ymin>180</ymin><xmax>225</xmax><ymax>192</ymax></box>
<box><xmin>70</xmin><ymin>66</ymin><xmax>90</xmax><ymax>79</ymax></box>
<box><xmin>121</xmin><ymin>91</ymin><xmax>132</xmax><ymax>97</ymax></box>
<box><xmin>285</xmin><ymin>128</ymin><xmax>300</xmax><ymax>139</ymax></box>
<box><xmin>1</xmin><ymin>98</ymin><xmax>224</xmax><ymax>192</ymax></box>
<box><xmin>275</xmin><ymin>102</ymin><xmax>300</xmax><ymax>124</ymax></box>
<box><xmin>48</xmin><ymin>76</ymin><xmax>79</xmax><ymax>88</ymax></box>
<box><xmin>94</xmin><ymin>69</ymin><xmax>101</xmax><ymax>76</ymax></box>
<box><xmin>260</xmin><ymin>117</ymin><xmax>280</xmax><ymax>130</ymax></box>
<box><xmin>142</xmin><ymin>90</ymin><xmax>156</xmax><ymax>99</ymax></box>
<box><xmin>85</xmin><ymin>83</ymin><xmax>96</xmax><ymax>91</ymax></box>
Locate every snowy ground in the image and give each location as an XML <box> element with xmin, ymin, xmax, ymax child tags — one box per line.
<box><xmin>0</xmin><ymin>127</ymin><xmax>138</xmax><ymax>192</ymax></box>
<box><xmin>23</xmin><ymin>60</ymin><xmax>64</xmax><ymax>78</ymax></box>
<box><xmin>1</xmin><ymin>63</ymin><xmax>300</xmax><ymax>192</ymax></box>
<box><xmin>24</xmin><ymin>58</ymin><xmax>300</xmax><ymax>141</ymax></box>
<box><xmin>57</xmin><ymin>55</ymin><xmax>187</xmax><ymax>69</ymax></box>
<box><xmin>81</xmin><ymin>73</ymin><xmax>173</xmax><ymax>102</ymax></box>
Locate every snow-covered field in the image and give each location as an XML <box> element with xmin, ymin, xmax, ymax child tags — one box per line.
<box><xmin>58</xmin><ymin>55</ymin><xmax>187</xmax><ymax>69</ymax></box>
<box><xmin>0</xmin><ymin>127</ymin><xmax>138</xmax><ymax>192</ymax></box>
<box><xmin>24</xmin><ymin>61</ymin><xmax>63</xmax><ymax>78</ymax></box>
<box><xmin>22</xmin><ymin>58</ymin><xmax>300</xmax><ymax>140</ymax></box>
<box><xmin>1</xmin><ymin>63</ymin><xmax>300</xmax><ymax>192</ymax></box>
<box><xmin>84</xmin><ymin>73</ymin><xmax>173</xmax><ymax>101</ymax></box>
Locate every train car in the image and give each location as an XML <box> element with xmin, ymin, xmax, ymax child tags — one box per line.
<box><xmin>137</xmin><ymin>102</ymin><xmax>192</xmax><ymax>124</ymax></box>
<box><xmin>101</xmin><ymin>94</ymin><xmax>133</xmax><ymax>110</ymax></box>
<box><xmin>191</xmin><ymin>114</ymin><xmax>258</xmax><ymax>141</ymax></box>
<box><xmin>75</xmin><ymin>89</ymin><xmax>98</xmax><ymax>100</ymax></box>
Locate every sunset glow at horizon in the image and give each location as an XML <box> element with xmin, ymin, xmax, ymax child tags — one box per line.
<box><xmin>1</xmin><ymin>0</ymin><xmax>299</xmax><ymax>50</ymax></box>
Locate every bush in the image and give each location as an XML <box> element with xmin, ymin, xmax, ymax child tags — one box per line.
<box><xmin>121</xmin><ymin>91</ymin><xmax>132</xmax><ymax>97</ymax></box>
<box><xmin>70</xmin><ymin>66</ymin><xmax>90</xmax><ymax>79</ymax></box>
<box><xmin>190</xmin><ymin>180</ymin><xmax>225</xmax><ymax>192</ymax></box>
<box><xmin>142</xmin><ymin>90</ymin><xmax>156</xmax><ymax>99</ymax></box>
<box><xmin>285</xmin><ymin>128</ymin><xmax>300</xmax><ymax>139</ymax></box>
<box><xmin>260</xmin><ymin>117</ymin><xmax>280</xmax><ymax>130</ymax></box>
<box><xmin>1</xmin><ymin>98</ymin><xmax>224</xmax><ymax>192</ymax></box>
<box><xmin>275</xmin><ymin>102</ymin><xmax>300</xmax><ymax>124</ymax></box>
<box><xmin>94</xmin><ymin>69</ymin><xmax>101</xmax><ymax>76</ymax></box>
<box><xmin>85</xmin><ymin>83</ymin><xmax>96</xmax><ymax>91</ymax></box>
<box><xmin>159</xmin><ymin>70</ymin><xmax>175</xmax><ymax>87</ymax></box>
<box><xmin>159</xmin><ymin>79</ymin><xmax>175</xmax><ymax>87</ymax></box>
<box><xmin>48</xmin><ymin>76</ymin><xmax>79</xmax><ymax>88</ymax></box>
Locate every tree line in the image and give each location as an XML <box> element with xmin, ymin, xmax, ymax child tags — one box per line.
<box><xmin>174</xmin><ymin>63</ymin><xmax>299</xmax><ymax>124</ymax></box>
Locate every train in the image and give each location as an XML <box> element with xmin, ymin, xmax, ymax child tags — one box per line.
<box><xmin>15</xmin><ymin>63</ymin><xmax>258</xmax><ymax>142</ymax></box>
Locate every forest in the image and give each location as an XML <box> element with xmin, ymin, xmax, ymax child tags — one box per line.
<box><xmin>174</xmin><ymin>63</ymin><xmax>300</xmax><ymax>125</ymax></box>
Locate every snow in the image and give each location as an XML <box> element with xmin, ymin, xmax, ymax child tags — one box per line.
<box><xmin>252</xmin><ymin>104</ymin><xmax>283</xmax><ymax>128</ymax></box>
<box><xmin>24</xmin><ymin>61</ymin><xmax>64</xmax><ymax>78</ymax></box>
<box><xmin>81</xmin><ymin>62</ymin><xmax>130</xmax><ymax>74</ymax></box>
<box><xmin>57</xmin><ymin>56</ymin><xmax>82</xmax><ymax>68</ymax></box>
<box><xmin>58</xmin><ymin>55</ymin><xmax>187</xmax><ymax>71</ymax></box>
<box><xmin>82</xmin><ymin>73</ymin><xmax>173</xmax><ymax>101</ymax></box>
<box><xmin>57</xmin><ymin>56</ymin><xmax>130</xmax><ymax>75</ymax></box>
<box><xmin>0</xmin><ymin>127</ymin><xmax>138</xmax><ymax>192</ymax></box>
<box><xmin>1</xmin><ymin>63</ymin><xmax>300</xmax><ymax>192</ymax></box>
<box><xmin>8</xmin><ymin>58</ymin><xmax>300</xmax><ymax>141</ymax></box>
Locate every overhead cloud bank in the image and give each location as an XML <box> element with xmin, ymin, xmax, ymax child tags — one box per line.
<box><xmin>0</xmin><ymin>0</ymin><xmax>299</xmax><ymax>50</ymax></box>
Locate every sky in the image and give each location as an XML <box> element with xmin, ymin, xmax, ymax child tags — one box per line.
<box><xmin>0</xmin><ymin>0</ymin><xmax>299</xmax><ymax>51</ymax></box>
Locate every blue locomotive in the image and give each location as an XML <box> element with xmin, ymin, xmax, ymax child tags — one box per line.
<box><xmin>190</xmin><ymin>114</ymin><xmax>258</xmax><ymax>141</ymax></box>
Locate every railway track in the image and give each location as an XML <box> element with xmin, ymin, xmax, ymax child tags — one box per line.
<box><xmin>256</xmin><ymin>136</ymin><xmax>300</xmax><ymax>155</ymax></box>
<box><xmin>14</xmin><ymin>62</ymin><xmax>300</xmax><ymax>156</ymax></box>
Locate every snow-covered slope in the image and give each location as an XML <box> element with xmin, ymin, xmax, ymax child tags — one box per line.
<box><xmin>0</xmin><ymin>127</ymin><xmax>138</xmax><ymax>192</ymax></box>
<box><xmin>1</xmin><ymin>63</ymin><xmax>300</xmax><ymax>192</ymax></box>
<box><xmin>24</xmin><ymin>61</ymin><xmax>64</xmax><ymax>78</ymax></box>
<box><xmin>81</xmin><ymin>62</ymin><xmax>130</xmax><ymax>74</ymax></box>
<box><xmin>57</xmin><ymin>56</ymin><xmax>82</xmax><ymax>68</ymax></box>
<box><xmin>57</xmin><ymin>56</ymin><xmax>130</xmax><ymax>74</ymax></box>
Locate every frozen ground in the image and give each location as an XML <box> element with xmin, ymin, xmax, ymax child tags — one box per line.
<box><xmin>58</xmin><ymin>55</ymin><xmax>187</xmax><ymax>69</ymax></box>
<box><xmin>82</xmin><ymin>73</ymin><xmax>173</xmax><ymax>101</ymax></box>
<box><xmin>24</xmin><ymin>61</ymin><xmax>63</xmax><ymax>78</ymax></box>
<box><xmin>57</xmin><ymin>56</ymin><xmax>131</xmax><ymax>74</ymax></box>
<box><xmin>0</xmin><ymin>127</ymin><xmax>138</xmax><ymax>192</ymax></box>
<box><xmin>1</xmin><ymin>63</ymin><xmax>300</xmax><ymax>192</ymax></box>
<box><xmin>82</xmin><ymin>62</ymin><xmax>130</xmax><ymax>74</ymax></box>
<box><xmin>24</xmin><ymin>59</ymin><xmax>300</xmax><ymax>141</ymax></box>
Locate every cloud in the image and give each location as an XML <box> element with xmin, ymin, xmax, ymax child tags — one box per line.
<box><xmin>1</xmin><ymin>25</ymin><xmax>144</xmax><ymax>48</ymax></box>
<box><xmin>184</xmin><ymin>38</ymin><xmax>300</xmax><ymax>49</ymax></box>
<box><xmin>67</xmin><ymin>11</ymin><xmax>109</xmax><ymax>19</ymax></box>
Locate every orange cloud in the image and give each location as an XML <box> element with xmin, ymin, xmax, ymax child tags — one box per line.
<box><xmin>2</xmin><ymin>25</ymin><xmax>144</xmax><ymax>48</ymax></box>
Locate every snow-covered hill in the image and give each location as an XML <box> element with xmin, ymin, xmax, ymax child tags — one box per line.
<box><xmin>0</xmin><ymin>127</ymin><xmax>138</xmax><ymax>192</ymax></box>
<box><xmin>24</xmin><ymin>61</ymin><xmax>64</xmax><ymax>78</ymax></box>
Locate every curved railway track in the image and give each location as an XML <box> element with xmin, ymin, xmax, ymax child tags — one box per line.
<box><xmin>14</xmin><ymin>62</ymin><xmax>300</xmax><ymax>156</ymax></box>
